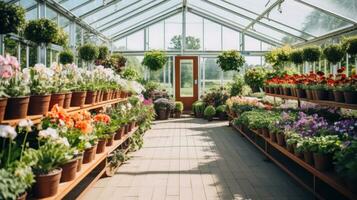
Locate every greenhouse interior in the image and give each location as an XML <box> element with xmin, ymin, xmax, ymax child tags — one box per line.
<box><xmin>0</xmin><ymin>0</ymin><xmax>357</xmax><ymax>199</ymax></box>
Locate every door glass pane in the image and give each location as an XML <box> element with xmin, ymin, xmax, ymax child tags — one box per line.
<box><xmin>180</xmin><ymin>60</ymin><xmax>194</xmax><ymax>97</ymax></box>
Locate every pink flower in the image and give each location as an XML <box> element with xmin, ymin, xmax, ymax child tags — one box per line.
<box><xmin>143</xmin><ymin>98</ymin><xmax>152</xmax><ymax>105</ymax></box>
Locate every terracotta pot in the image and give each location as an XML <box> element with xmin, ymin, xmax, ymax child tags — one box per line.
<box><xmin>313</xmin><ymin>153</ymin><xmax>332</xmax><ymax>171</ymax></box>
<box><xmin>106</xmin><ymin>134</ymin><xmax>115</xmax><ymax>146</ymax></box>
<box><xmin>130</xmin><ymin>121</ymin><xmax>136</xmax><ymax>130</ymax></box>
<box><xmin>327</xmin><ymin>90</ymin><xmax>335</xmax><ymax>101</ymax></box>
<box><xmin>83</xmin><ymin>145</ymin><xmax>96</xmax><ymax>164</ymax></box>
<box><xmin>33</xmin><ymin>168</ymin><xmax>62</xmax><ymax>198</ymax></box>
<box><xmin>262</xmin><ymin>128</ymin><xmax>270</xmax><ymax>138</ymax></box>
<box><xmin>276</xmin><ymin>133</ymin><xmax>285</xmax><ymax>146</ymax></box>
<box><xmin>269</xmin><ymin>131</ymin><xmax>277</xmax><ymax>143</ymax></box>
<box><xmin>28</xmin><ymin>94</ymin><xmax>51</xmax><ymax>115</ymax></box>
<box><xmin>96</xmin><ymin>139</ymin><xmax>106</xmax><ymax>154</ymax></box>
<box><xmin>120</xmin><ymin>91</ymin><xmax>125</xmax><ymax>98</ymax></box>
<box><xmin>313</xmin><ymin>90</ymin><xmax>318</xmax><ymax>100</ymax></box>
<box><xmin>70</xmin><ymin>91</ymin><xmax>87</xmax><ymax>107</ymax></box>
<box><xmin>306</xmin><ymin>89</ymin><xmax>313</xmax><ymax>100</ymax></box>
<box><xmin>124</xmin><ymin>124</ymin><xmax>129</xmax><ymax>134</ymax></box>
<box><xmin>333</xmin><ymin>91</ymin><xmax>345</xmax><ymax>103</ymax></box>
<box><xmin>287</xmin><ymin>143</ymin><xmax>294</xmax><ymax>153</ymax></box>
<box><xmin>95</xmin><ymin>90</ymin><xmax>101</xmax><ymax>103</ymax></box>
<box><xmin>315</xmin><ymin>90</ymin><xmax>329</xmax><ymax>100</ymax></box>
<box><xmin>283</xmin><ymin>88</ymin><xmax>291</xmax><ymax>96</ymax></box>
<box><xmin>60</xmin><ymin>158</ymin><xmax>78</xmax><ymax>182</ymax></box>
<box><xmin>49</xmin><ymin>93</ymin><xmax>65</xmax><ymax>110</ymax></box>
<box><xmin>174</xmin><ymin>111</ymin><xmax>182</xmax><ymax>118</ymax></box>
<box><xmin>85</xmin><ymin>91</ymin><xmax>97</xmax><ymax>105</ymax></box>
<box><xmin>158</xmin><ymin>109</ymin><xmax>167</xmax><ymax>120</ymax></box>
<box><xmin>344</xmin><ymin>91</ymin><xmax>357</xmax><ymax>104</ymax></box>
<box><xmin>76</xmin><ymin>153</ymin><xmax>83</xmax><ymax>172</ymax></box>
<box><xmin>17</xmin><ymin>192</ymin><xmax>27</xmax><ymax>200</ymax></box>
<box><xmin>296</xmin><ymin>88</ymin><xmax>306</xmax><ymax>98</ymax></box>
<box><xmin>5</xmin><ymin>96</ymin><xmax>30</xmax><ymax>120</ymax></box>
<box><xmin>114</xmin><ymin>127</ymin><xmax>125</xmax><ymax>140</ymax></box>
<box><xmin>63</xmin><ymin>92</ymin><xmax>72</xmax><ymax>109</ymax></box>
<box><xmin>103</xmin><ymin>91</ymin><xmax>110</xmax><ymax>101</ymax></box>
<box><xmin>303</xmin><ymin>151</ymin><xmax>314</xmax><ymax>165</ymax></box>
<box><xmin>0</xmin><ymin>98</ymin><xmax>7</xmax><ymax>122</ymax></box>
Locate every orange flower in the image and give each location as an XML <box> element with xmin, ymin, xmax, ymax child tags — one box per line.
<box><xmin>93</xmin><ymin>114</ymin><xmax>111</xmax><ymax>124</ymax></box>
<box><xmin>75</xmin><ymin>120</ymin><xmax>93</xmax><ymax>135</ymax></box>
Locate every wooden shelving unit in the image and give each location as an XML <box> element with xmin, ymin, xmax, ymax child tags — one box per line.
<box><xmin>232</xmin><ymin>125</ymin><xmax>357</xmax><ymax>200</ymax></box>
<box><xmin>2</xmin><ymin>98</ymin><xmax>128</xmax><ymax>126</ymax></box>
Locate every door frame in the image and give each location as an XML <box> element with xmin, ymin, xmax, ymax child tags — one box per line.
<box><xmin>174</xmin><ymin>56</ymin><xmax>199</xmax><ymax>111</ymax></box>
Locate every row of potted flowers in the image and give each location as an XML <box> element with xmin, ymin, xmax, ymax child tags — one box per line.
<box><xmin>0</xmin><ymin>54</ymin><xmax>145</xmax><ymax>122</ymax></box>
<box><xmin>264</xmin><ymin>67</ymin><xmax>357</xmax><ymax>104</ymax></box>
<box><xmin>0</xmin><ymin>95</ymin><xmax>154</xmax><ymax>199</ymax></box>
<box><xmin>232</xmin><ymin>105</ymin><xmax>356</xmax><ymax>192</ymax></box>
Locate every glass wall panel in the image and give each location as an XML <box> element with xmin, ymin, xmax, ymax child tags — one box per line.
<box><xmin>185</xmin><ymin>13</ymin><xmax>203</xmax><ymax>50</ymax></box>
<box><xmin>127</xmin><ymin>30</ymin><xmax>144</xmax><ymax>51</ymax></box>
<box><xmin>245</xmin><ymin>56</ymin><xmax>262</xmax><ymax>68</ymax></box>
<box><xmin>19</xmin><ymin>0</ymin><xmax>37</xmax><ymax>9</ymax></box>
<box><xmin>244</xmin><ymin>35</ymin><xmax>261</xmax><ymax>51</ymax></box>
<box><xmin>29</xmin><ymin>45</ymin><xmax>38</xmax><ymax>67</ymax></box>
<box><xmin>26</xmin><ymin>7</ymin><xmax>38</xmax><ymax>20</ymax></box>
<box><xmin>203</xmin><ymin>20</ymin><xmax>221</xmax><ymax>50</ymax></box>
<box><xmin>148</xmin><ymin>23</ymin><xmax>164</xmax><ymax>50</ymax></box>
<box><xmin>76</xmin><ymin>25</ymin><xmax>82</xmax><ymax>47</ymax></box>
<box><xmin>20</xmin><ymin>43</ymin><xmax>26</xmax><ymax>69</ymax></box>
<box><xmin>125</xmin><ymin>56</ymin><xmax>144</xmax><ymax>78</ymax></box>
<box><xmin>113</xmin><ymin>38</ymin><xmax>126</xmax><ymax>51</ymax></box>
<box><xmin>165</xmin><ymin>14</ymin><xmax>182</xmax><ymax>50</ymax></box>
<box><xmin>222</xmin><ymin>27</ymin><xmax>239</xmax><ymax>50</ymax></box>
<box><xmin>4</xmin><ymin>37</ymin><xmax>18</xmax><ymax>57</ymax></box>
<box><xmin>201</xmin><ymin>57</ymin><xmax>221</xmax><ymax>93</ymax></box>
<box><xmin>46</xmin><ymin>7</ymin><xmax>57</xmax><ymax>23</ymax></box>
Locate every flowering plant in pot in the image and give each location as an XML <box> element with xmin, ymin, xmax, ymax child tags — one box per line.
<box><xmin>309</xmin><ymin>135</ymin><xmax>341</xmax><ymax>171</ymax></box>
<box><xmin>334</xmin><ymin>140</ymin><xmax>357</xmax><ymax>191</ymax></box>
<box><xmin>48</xmin><ymin>63</ymin><xmax>71</xmax><ymax>109</ymax></box>
<box><xmin>23</xmin><ymin>64</ymin><xmax>54</xmax><ymax>115</ymax></box>
<box><xmin>203</xmin><ymin>105</ymin><xmax>216</xmax><ymax>121</ymax></box>
<box><xmin>174</xmin><ymin>101</ymin><xmax>184</xmax><ymax>118</ymax></box>
<box><xmin>65</xmin><ymin>66</ymin><xmax>88</xmax><ymax>107</ymax></box>
<box><xmin>94</xmin><ymin>113</ymin><xmax>116</xmax><ymax>148</ymax></box>
<box><xmin>243</xmin><ymin>67</ymin><xmax>267</xmax><ymax>93</ymax></box>
<box><xmin>340</xmin><ymin>75</ymin><xmax>357</xmax><ymax>104</ymax></box>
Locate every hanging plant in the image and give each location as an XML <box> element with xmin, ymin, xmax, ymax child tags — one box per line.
<box><xmin>142</xmin><ymin>50</ymin><xmax>167</xmax><ymax>71</ymax></box>
<box><xmin>78</xmin><ymin>44</ymin><xmax>99</xmax><ymax>62</ymax></box>
<box><xmin>289</xmin><ymin>49</ymin><xmax>304</xmax><ymax>64</ymax></box>
<box><xmin>98</xmin><ymin>46</ymin><xmax>109</xmax><ymax>60</ymax></box>
<box><xmin>302</xmin><ymin>46</ymin><xmax>321</xmax><ymax>62</ymax></box>
<box><xmin>0</xmin><ymin>2</ymin><xmax>25</xmax><ymax>34</ymax></box>
<box><xmin>59</xmin><ymin>50</ymin><xmax>74</xmax><ymax>65</ymax></box>
<box><xmin>217</xmin><ymin>50</ymin><xmax>245</xmax><ymax>72</ymax></box>
<box><xmin>323</xmin><ymin>44</ymin><xmax>345</xmax><ymax>64</ymax></box>
<box><xmin>24</xmin><ymin>19</ymin><xmax>59</xmax><ymax>44</ymax></box>
<box><xmin>276</xmin><ymin>46</ymin><xmax>291</xmax><ymax>63</ymax></box>
<box><xmin>54</xmin><ymin>28</ymin><xmax>69</xmax><ymax>47</ymax></box>
<box><xmin>342</xmin><ymin>36</ymin><xmax>357</xmax><ymax>56</ymax></box>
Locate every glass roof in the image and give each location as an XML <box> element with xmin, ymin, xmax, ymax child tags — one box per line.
<box><xmin>8</xmin><ymin>0</ymin><xmax>357</xmax><ymax>46</ymax></box>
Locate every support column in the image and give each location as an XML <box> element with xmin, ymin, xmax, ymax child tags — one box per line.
<box><xmin>38</xmin><ymin>2</ymin><xmax>47</xmax><ymax>65</ymax></box>
<box><xmin>0</xmin><ymin>35</ymin><xmax>4</xmax><ymax>55</ymax></box>
<box><xmin>181</xmin><ymin>4</ymin><xmax>187</xmax><ymax>55</ymax></box>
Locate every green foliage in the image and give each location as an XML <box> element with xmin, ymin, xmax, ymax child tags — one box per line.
<box><xmin>309</xmin><ymin>135</ymin><xmax>341</xmax><ymax>155</ymax></box>
<box><xmin>121</xmin><ymin>67</ymin><xmax>141</xmax><ymax>81</ymax></box>
<box><xmin>192</xmin><ymin>101</ymin><xmax>206</xmax><ymax>116</ymax></box>
<box><xmin>24</xmin><ymin>19</ymin><xmax>59</xmax><ymax>44</ymax></box>
<box><xmin>234</xmin><ymin>110</ymin><xmax>280</xmax><ymax>130</ymax></box>
<box><xmin>59</xmin><ymin>50</ymin><xmax>74</xmax><ymax>65</ymax></box>
<box><xmin>334</xmin><ymin>140</ymin><xmax>357</xmax><ymax>179</ymax></box>
<box><xmin>244</xmin><ymin>67</ymin><xmax>267</xmax><ymax>91</ymax></box>
<box><xmin>228</xmin><ymin>75</ymin><xmax>245</xmax><ymax>96</ymax></box>
<box><xmin>204</xmin><ymin>106</ymin><xmax>216</xmax><ymax>118</ymax></box>
<box><xmin>217</xmin><ymin>50</ymin><xmax>245</xmax><ymax>72</ymax></box>
<box><xmin>54</xmin><ymin>28</ymin><xmax>69</xmax><ymax>47</ymax></box>
<box><xmin>323</xmin><ymin>44</ymin><xmax>345</xmax><ymax>64</ymax></box>
<box><xmin>289</xmin><ymin>49</ymin><xmax>304</xmax><ymax>64</ymax></box>
<box><xmin>342</xmin><ymin>36</ymin><xmax>357</xmax><ymax>56</ymax></box>
<box><xmin>142</xmin><ymin>50</ymin><xmax>167</xmax><ymax>71</ymax></box>
<box><xmin>0</xmin><ymin>168</ymin><xmax>27</xmax><ymax>199</ymax></box>
<box><xmin>216</xmin><ymin>105</ymin><xmax>226</xmax><ymax>114</ymax></box>
<box><xmin>98</xmin><ymin>46</ymin><xmax>109</xmax><ymax>60</ymax></box>
<box><xmin>170</xmin><ymin>35</ymin><xmax>201</xmax><ymax>50</ymax></box>
<box><xmin>174</xmin><ymin>101</ymin><xmax>184</xmax><ymax>112</ymax></box>
<box><xmin>302</xmin><ymin>46</ymin><xmax>321</xmax><ymax>62</ymax></box>
<box><xmin>109</xmin><ymin>149</ymin><xmax>128</xmax><ymax>169</ymax></box>
<box><xmin>202</xmin><ymin>87</ymin><xmax>229</xmax><ymax>107</ymax></box>
<box><xmin>142</xmin><ymin>81</ymin><xmax>160</xmax><ymax>99</ymax></box>
<box><xmin>264</xmin><ymin>46</ymin><xmax>291</xmax><ymax>70</ymax></box>
<box><xmin>0</xmin><ymin>2</ymin><xmax>25</xmax><ymax>34</ymax></box>
<box><xmin>154</xmin><ymin>98</ymin><xmax>175</xmax><ymax>111</ymax></box>
<box><xmin>78</xmin><ymin>44</ymin><xmax>99</xmax><ymax>62</ymax></box>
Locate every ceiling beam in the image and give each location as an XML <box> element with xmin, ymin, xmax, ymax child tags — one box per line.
<box><xmin>294</xmin><ymin>0</ymin><xmax>357</xmax><ymax>25</ymax></box>
<box><xmin>79</xmin><ymin>0</ymin><xmax>122</xmax><ymax>19</ymax></box>
<box><xmin>116</xmin><ymin>50</ymin><xmax>268</xmax><ymax>56</ymax></box>
<box><xmin>69</xmin><ymin>0</ymin><xmax>95</xmax><ymax>12</ymax></box>
<box><xmin>243</xmin><ymin>0</ymin><xmax>284</xmax><ymax>32</ymax></box>
<box><xmin>111</xmin><ymin>7</ymin><xmax>182</xmax><ymax>41</ymax></box>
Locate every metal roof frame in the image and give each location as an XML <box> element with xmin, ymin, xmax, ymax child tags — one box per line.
<box><xmin>79</xmin><ymin>0</ymin><xmax>123</xmax><ymax>19</ymax></box>
<box><xmin>69</xmin><ymin>0</ymin><xmax>94</xmax><ymax>12</ymax></box>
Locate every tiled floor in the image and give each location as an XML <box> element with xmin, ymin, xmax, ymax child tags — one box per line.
<box><xmin>82</xmin><ymin>117</ymin><xmax>312</xmax><ymax>200</ymax></box>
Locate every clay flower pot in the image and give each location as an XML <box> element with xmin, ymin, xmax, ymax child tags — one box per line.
<box><xmin>315</xmin><ymin>90</ymin><xmax>329</xmax><ymax>100</ymax></box>
<box><xmin>286</xmin><ymin>143</ymin><xmax>294</xmax><ymax>153</ymax></box>
<box><xmin>283</xmin><ymin>88</ymin><xmax>291</xmax><ymax>96</ymax></box>
<box><xmin>269</xmin><ymin>131</ymin><xmax>277</xmax><ymax>143</ymax></box>
<box><xmin>344</xmin><ymin>91</ymin><xmax>357</xmax><ymax>104</ymax></box>
<box><xmin>83</xmin><ymin>144</ymin><xmax>96</xmax><ymax>164</ymax></box>
<box><xmin>0</xmin><ymin>98</ymin><xmax>7</xmax><ymax>122</ymax></box>
<box><xmin>60</xmin><ymin>158</ymin><xmax>78</xmax><ymax>182</ymax></box>
<box><xmin>70</xmin><ymin>91</ymin><xmax>87</xmax><ymax>107</ymax></box>
<box><xmin>293</xmin><ymin>145</ymin><xmax>303</xmax><ymax>159</ymax></box>
<box><xmin>17</xmin><ymin>192</ymin><xmax>27</xmax><ymax>200</ymax></box>
<box><xmin>296</xmin><ymin>88</ymin><xmax>306</xmax><ymax>98</ymax></box>
<box><xmin>106</xmin><ymin>134</ymin><xmax>115</xmax><ymax>146</ymax></box>
<box><xmin>327</xmin><ymin>90</ymin><xmax>335</xmax><ymax>101</ymax></box>
<box><xmin>130</xmin><ymin>121</ymin><xmax>136</xmax><ymax>130</ymax></box>
<box><xmin>124</xmin><ymin>124</ymin><xmax>129</xmax><ymax>134</ymax></box>
<box><xmin>5</xmin><ymin>96</ymin><xmax>30</xmax><ymax>120</ymax></box>
<box><xmin>28</xmin><ymin>94</ymin><xmax>51</xmax><ymax>115</ymax></box>
<box><xmin>313</xmin><ymin>153</ymin><xmax>332</xmax><ymax>171</ymax></box>
<box><xmin>114</xmin><ymin>127</ymin><xmax>125</xmax><ymax>140</ymax></box>
<box><xmin>276</xmin><ymin>133</ymin><xmax>285</xmax><ymax>146</ymax></box>
<box><xmin>102</xmin><ymin>91</ymin><xmax>110</xmax><ymax>101</ymax></box>
<box><xmin>120</xmin><ymin>91</ymin><xmax>126</xmax><ymax>98</ymax></box>
<box><xmin>33</xmin><ymin>168</ymin><xmax>62</xmax><ymax>198</ymax></box>
<box><xmin>262</xmin><ymin>128</ymin><xmax>270</xmax><ymax>138</ymax></box>
<box><xmin>49</xmin><ymin>93</ymin><xmax>65</xmax><ymax>111</ymax></box>
<box><xmin>303</xmin><ymin>151</ymin><xmax>314</xmax><ymax>165</ymax></box>
<box><xmin>63</xmin><ymin>92</ymin><xmax>72</xmax><ymax>109</ymax></box>
<box><xmin>76</xmin><ymin>153</ymin><xmax>83</xmax><ymax>172</ymax></box>
<box><xmin>305</xmin><ymin>89</ymin><xmax>313</xmax><ymax>100</ymax></box>
<box><xmin>333</xmin><ymin>91</ymin><xmax>345</xmax><ymax>103</ymax></box>
<box><xmin>96</xmin><ymin>139</ymin><xmax>107</xmax><ymax>154</ymax></box>
<box><xmin>85</xmin><ymin>91</ymin><xmax>97</xmax><ymax>105</ymax></box>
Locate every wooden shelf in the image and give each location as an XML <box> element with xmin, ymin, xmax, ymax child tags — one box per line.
<box><xmin>232</xmin><ymin>124</ymin><xmax>357</xmax><ymax>200</ymax></box>
<box><xmin>38</xmin><ymin>127</ymin><xmax>138</xmax><ymax>200</ymax></box>
<box><xmin>266</xmin><ymin>93</ymin><xmax>357</xmax><ymax>110</ymax></box>
<box><xmin>2</xmin><ymin>98</ymin><xmax>128</xmax><ymax>126</ymax></box>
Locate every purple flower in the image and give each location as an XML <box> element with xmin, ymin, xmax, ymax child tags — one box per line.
<box><xmin>291</xmin><ymin>112</ymin><xmax>329</xmax><ymax>137</ymax></box>
<box><xmin>331</xmin><ymin>119</ymin><xmax>357</xmax><ymax>138</ymax></box>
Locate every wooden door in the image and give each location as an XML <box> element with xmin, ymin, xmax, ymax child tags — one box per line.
<box><xmin>175</xmin><ymin>56</ymin><xmax>199</xmax><ymax>111</ymax></box>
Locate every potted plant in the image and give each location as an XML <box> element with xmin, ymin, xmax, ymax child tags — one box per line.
<box><xmin>310</xmin><ymin>135</ymin><xmax>341</xmax><ymax>171</ymax></box>
<box><xmin>341</xmin><ymin>81</ymin><xmax>357</xmax><ymax>104</ymax></box>
<box><xmin>285</xmin><ymin>132</ymin><xmax>302</xmax><ymax>155</ymax></box>
<box><xmin>216</xmin><ymin>105</ymin><xmax>227</xmax><ymax>120</ymax></box>
<box><xmin>244</xmin><ymin>67</ymin><xmax>267</xmax><ymax>93</ymax></box>
<box><xmin>154</xmin><ymin>98</ymin><xmax>174</xmax><ymax>120</ymax></box>
<box><xmin>302</xmin><ymin>46</ymin><xmax>321</xmax><ymax>72</ymax></box>
<box><xmin>142</xmin><ymin>50</ymin><xmax>167</xmax><ymax>71</ymax></box>
<box><xmin>217</xmin><ymin>50</ymin><xmax>245</xmax><ymax>72</ymax></box>
<box><xmin>94</xmin><ymin>122</ymin><xmax>110</xmax><ymax>153</ymax></box>
<box><xmin>334</xmin><ymin>140</ymin><xmax>357</xmax><ymax>191</ymax></box>
<box><xmin>192</xmin><ymin>101</ymin><xmax>205</xmax><ymax>118</ymax></box>
<box><xmin>342</xmin><ymin>36</ymin><xmax>357</xmax><ymax>69</ymax></box>
<box><xmin>290</xmin><ymin>49</ymin><xmax>304</xmax><ymax>72</ymax></box>
<box><xmin>0</xmin><ymin>2</ymin><xmax>25</xmax><ymax>35</ymax></box>
<box><xmin>95</xmin><ymin>45</ymin><xmax>109</xmax><ymax>64</ymax></box>
<box><xmin>78</xmin><ymin>44</ymin><xmax>99</xmax><ymax>69</ymax></box>
<box><xmin>107</xmin><ymin>149</ymin><xmax>128</xmax><ymax>176</ymax></box>
<box><xmin>48</xmin><ymin>63</ymin><xmax>70</xmax><ymax>110</ymax></box>
<box><xmin>204</xmin><ymin>106</ymin><xmax>216</xmax><ymax>121</ymax></box>
<box><xmin>24</xmin><ymin>18</ymin><xmax>58</xmax><ymax>45</ymax></box>
<box><xmin>174</xmin><ymin>101</ymin><xmax>184</xmax><ymax>118</ymax></box>
<box><xmin>296</xmin><ymin>137</ymin><xmax>314</xmax><ymax>165</ymax></box>
<box><xmin>23</xmin><ymin>64</ymin><xmax>53</xmax><ymax>115</ymax></box>
<box><xmin>59</xmin><ymin>50</ymin><xmax>74</xmax><ymax>65</ymax></box>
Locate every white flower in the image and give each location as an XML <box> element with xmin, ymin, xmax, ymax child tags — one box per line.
<box><xmin>58</xmin><ymin>137</ymin><xmax>70</xmax><ymax>147</ymax></box>
<box><xmin>126</xmin><ymin>103</ymin><xmax>132</xmax><ymax>110</ymax></box>
<box><xmin>38</xmin><ymin>127</ymin><xmax>58</xmax><ymax>139</ymax></box>
<box><xmin>0</xmin><ymin>125</ymin><xmax>17</xmax><ymax>139</ymax></box>
<box><xmin>18</xmin><ymin>119</ymin><xmax>34</xmax><ymax>132</ymax></box>
<box><xmin>84</xmin><ymin>142</ymin><xmax>92</xmax><ymax>149</ymax></box>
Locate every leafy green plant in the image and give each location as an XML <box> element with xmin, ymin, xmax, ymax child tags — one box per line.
<box><xmin>290</xmin><ymin>49</ymin><xmax>304</xmax><ymax>65</ymax></box>
<box><xmin>109</xmin><ymin>54</ymin><xmax>127</xmax><ymax>73</ymax></box>
<box><xmin>216</xmin><ymin>105</ymin><xmax>226</xmax><ymax>114</ymax></box>
<box><xmin>0</xmin><ymin>168</ymin><xmax>30</xmax><ymax>199</ymax></box>
<box><xmin>174</xmin><ymin>101</ymin><xmax>184</xmax><ymax>112</ymax></box>
<box><xmin>217</xmin><ymin>50</ymin><xmax>245</xmax><ymax>72</ymax></box>
<box><xmin>54</xmin><ymin>27</ymin><xmax>68</xmax><ymax>47</ymax></box>
<box><xmin>98</xmin><ymin>46</ymin><xmax>109</xmax><ymax>60</ymax></box>
<box><xmin>192</xmin><ymin>101</ymin><xmax>205</xmax><ymax>117</ymax></box>
<box><xmin>309</xmin><ymin>135</ymin><xmax>341</xmax><ymax>155</ymax></box>
<box><xmin>342</xmin><ymin>36</ymin><xmax>357</xmax><ymax>56</ymax></box>
<box><xmin>302</xmin><ymin>46</ymin><xmax>321</xmax><ymax>62</ymax></box>
<box><xmin>59</xmin><ymin>50</ymin><xmax>74</xmax><ymax>65</ymax></box>
<box><xmin>244</xmin><ymin>67</ymin><xmax>267</xmax><ymax>92</ymax></box>
<box><xmin>204</xmin><ymin>106</ymin><xmax>216</xmax><ymax>118</ymax></box>
<box><xmin>109</xmin><ymin>149</ymin><xmax>128</xmax><ymax>169</ymax></box>
<box><xmin>228</xmin><ymin>75</ymin><xmax>245</xmax><ymax>96</ymax></box>
<box><xmin>334</xmin><ymin>140</ymin><xmax>357</xmax><ymax>179</ymax></box>
<box><xmin>121</xmin><ymin>67</ymin><xmax>140</xmax><ymax>81</ymax></box>
<box><xmin>78</xmin><ymin>44</ymin><xmax>99</xmax><ymax>62</ymax></box>
<box><xmin>0</xmin><ymin>2</ymin><xmax>25</xmax><ymax>34</ymax></box>
<box><xmin>142</xmin><ymin>50</ymin><xmax>167</xmax><ymax>71</ymax></box>
<box><xmin>202</xmin><ymin>87</ymin><xmax>229</xmax><ymax>107</ymax></box>
<box><xmin>323</xmin><ymin>44</ymin><xmax>345</xmax><ymax>64</ymax></box>
<box><xmin>24</xmin><ymin>19</ymin><xmax>59</xmax><ymax>44</ymax></box>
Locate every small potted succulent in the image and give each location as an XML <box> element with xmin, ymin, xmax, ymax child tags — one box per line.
<box><xmin>216</xmin><ymin>105</ymin><xmax>227</xmax><ymax>120</ymax></box>
<box><xmin>174</xmin><ymin>101</ymin><xmax>184</xmax><ymax>118</ymax></box>
<box><xmin>204</xmin><ymin>105</ymin><xmax>216</xmax><ymax>121</ymax></box>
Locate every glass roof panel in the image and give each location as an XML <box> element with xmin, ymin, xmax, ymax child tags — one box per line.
<box><xmin>70</xmin><ymin>0</ymin><xmax>103</xmax><ymax>16</ymax></box>
<box><xmin>221</xmin><ymin>0</ymin><xmax>276</xmax><ymax>13</ymax></box>
<box><xmin>60</xmin><ymin>0</ymin><xmax>91</xmax><ymax>10</ymax></box>
<box><xmin>251</xmin><ymin>23</ymin><xmax>303</xmax><ymax>43</ymax></box>
<box><xmin>268</xmin><ymin>0</ymin><xmax>352</xmax><ymax>36</ymax></box>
